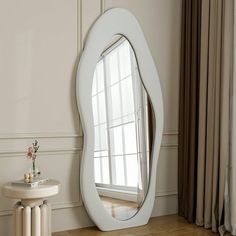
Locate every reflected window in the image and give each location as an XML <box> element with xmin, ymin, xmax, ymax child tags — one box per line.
<box><xmin>92</xmin><ymin>38</ymin><xmax>149</xmax><ymax>193</ymax></box>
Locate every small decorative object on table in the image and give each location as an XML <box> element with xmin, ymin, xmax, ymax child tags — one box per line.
<box><xmin>12</xmin><ymin>178</ymin><xmax>49</xmax><ymax>188</ymax></box>
<box><xmin>26</xmin><ymin>140</ymin><xmax>40</xmax><ymax>179</ymax></box>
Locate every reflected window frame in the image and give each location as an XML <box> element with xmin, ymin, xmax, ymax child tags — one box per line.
<box><xmin>93</xmin><ymin>37</ymin><xmax>150</xmax><ymax>194</ymax></box>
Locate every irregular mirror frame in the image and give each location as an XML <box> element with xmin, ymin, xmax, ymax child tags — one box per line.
<box><xmin>76</xmin><ymin>8</ymin><xmax>163</xmax><ymax>231</ymax></box>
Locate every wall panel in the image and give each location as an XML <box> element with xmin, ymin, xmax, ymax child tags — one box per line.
<box><xmin>81</xmin><ymin>0</ymin><xmax>101</xmax><ymax>47</ymax></box>
<box><xmin>0</xmin><ymin>0</ymin><xmax>79</xmax><ymax>134</ymax></box>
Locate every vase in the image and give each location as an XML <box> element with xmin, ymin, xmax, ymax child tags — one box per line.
<box><xmin>30</xmin><ymin>160</ymin><xmax>41</xmax><ymax>179</ymax></box>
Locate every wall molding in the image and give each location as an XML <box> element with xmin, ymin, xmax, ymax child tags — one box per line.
<box><xmin>0</xmin><ymin>130</ymin><xmax>178</xmax><ymax>139</ymax></box>
<box><xmin>0</xmin><ymin>210</ymin><xmax>12</xmax><ymax>217</ymax></box>
<box><xmin>163</xmin><ymin>130</ymin><xmax>178</xmax><ymax>135</ymax></box>
<box><xmin>0</xmin><ymin>201</ymin><xmax>82</xmax><ymax>217</ymax></box>
<box><xmin>161</xmin><ymin>130</ymin><xmax>178</xmax><ymax>149</ymax></box>
<box><xmin>0</xmin><ymin>133</ymin><xmax>83</xmax><ymax>157</ymax></box>
<box><xmin>0</xmin><ymin>148</ymin><xmax>82</xmax><ymax>158</ymax></box>
<box><xmin>100</xmin><ymin>0</ymin><xmax>105</xmax><ymax>14</ymax></box>
<box><xmin>0</xmin><ymin>132</ymin><xmax>82</xmax><ymax>140</ymax></box>
<box><xmin>77</xmin><ymin>0</ymin><xmax>83</xmax><ymax>53</ymax></box>
<box><xmin>52</xmin><ymin>201</ymin><xmax>83</xmax><ymax>210</ymax></box>
<box><xmin>0</xmin><ymin>131</ymin><xmax>178</xmax><ymax>156</ymax></box>
<box><xmin>156</xmin><ymin>190</ymin><xmax>178</xmax><ymax>197</ymax></box>
<box><xmin>161</xmin><ymin>144</ymin><xmax>178</xmax><ymax>149</ymax></box>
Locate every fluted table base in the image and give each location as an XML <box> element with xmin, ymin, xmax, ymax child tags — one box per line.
<box><xmin>14</xmin><ymin>200</ymin><xmax>51</xmax><ymax>236</ymax></box>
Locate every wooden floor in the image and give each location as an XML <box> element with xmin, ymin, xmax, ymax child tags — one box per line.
<box><xmin>53</xmin><ymin>215</ymin><xmax>218</xmax><ymax>236</ymax></box>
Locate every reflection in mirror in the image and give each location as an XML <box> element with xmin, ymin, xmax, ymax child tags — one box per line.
<box><xmin>92</xmin><ymin>36</ymin><xmax>153</xmax><ymax>221</ymax></box>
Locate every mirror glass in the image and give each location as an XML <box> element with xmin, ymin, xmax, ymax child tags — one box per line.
<box><xmin>92</xmin><ymin>36</ymin><xmax>154</xmax><ymax>221</ymax></box>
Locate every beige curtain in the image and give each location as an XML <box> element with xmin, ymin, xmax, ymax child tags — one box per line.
<box><xmin>179</xmin><ymin>0</ymin><xmax>234</xmax><ymax>232</ymax></box>
<box><xmin>196</xmin><ymin>0</ymin><xmax>233</xmax><ymax>231</ymax></box>
<box><xmin>223</xmin><ymin>2</ymin><xmax>236</xmax><ymax>235</ymax></box>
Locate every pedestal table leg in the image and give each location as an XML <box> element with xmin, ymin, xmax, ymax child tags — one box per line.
<box><xmin>32</xmin><ymin>205</ymin><xmax>41</xmax><ymax>236</ymax></box>
<box><xmin>14</xmin><ymin>202</ymin><xmax>23</xmax><ymax>236</ymax></box>
<box><xmin>23</xmin><ymin>206</ymin><xmax>31</xmax><ymax>236</ymax></box>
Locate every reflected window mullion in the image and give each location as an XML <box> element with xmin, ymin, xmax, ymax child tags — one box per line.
<box><xmin>96</xmin><ymin>66</ymin><xmax>104</xmax><ymax>183</ymax></box>
<box><xmin>117</xmin><ymin>45</ymin><xmax>128</xmax><ymax>186</ymax></box>
<box><xmin>103</xmin><ymin>55</ymin><xmax>114</xmax><ymax>185</ymax></box>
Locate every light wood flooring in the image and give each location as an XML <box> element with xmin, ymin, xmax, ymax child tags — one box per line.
<box><xmin>53</xmin><ymin>215</ymin><xmax>218</xmax><ymax>236</ymax></box>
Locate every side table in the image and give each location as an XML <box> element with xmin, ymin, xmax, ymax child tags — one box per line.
<box><xmin>3</xmin><ymin>179</ymin><xmax>60</xmax><ymax>236</ymax></box>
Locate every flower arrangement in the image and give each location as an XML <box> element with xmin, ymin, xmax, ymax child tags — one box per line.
<box><xmin>26</xmin><ymin>140</ymin><xmax>40</xmax><ymax>179</ymax></box>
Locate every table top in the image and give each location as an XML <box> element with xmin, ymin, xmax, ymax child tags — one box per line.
<box><xmin>2</xmin><ymin>179</ymin><xmax>60</xmax><ymax>199</ymax></box>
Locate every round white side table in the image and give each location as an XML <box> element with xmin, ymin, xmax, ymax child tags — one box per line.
<box><xmin>3</xmin><ymin>179</ymin><xmax>60</xmax><ymax>236</ymax></box>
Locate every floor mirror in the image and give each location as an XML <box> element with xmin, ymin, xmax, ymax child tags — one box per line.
<box><xmin>76</xmin><ymin>8</ymin><xmax>163</xmax><ymax>231</ymax></box>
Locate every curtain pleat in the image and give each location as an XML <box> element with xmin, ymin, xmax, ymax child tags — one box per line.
<box><xmin>178</xmin><ymin>0</ymin><xmax>201</xmax><ymax>223</ymax></box>
<box><xmin>223</xmin><ymin>1</ymin><xmax>235</xmax><ymax>235</ymax></box>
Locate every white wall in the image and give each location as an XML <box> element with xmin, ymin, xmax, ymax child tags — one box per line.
<box><xmin>0</xmin><ymin>0</ymin><xmax>181</xmax><ymax>234</ymax></box>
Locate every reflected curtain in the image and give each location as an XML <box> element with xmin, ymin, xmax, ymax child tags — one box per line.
<box><xmin>136</xmin><ymin>80</ymin><xmax>151</xmax><ymax>206</ymax></box>
<box><xmin>137</xmin><ymin>99</ymin><xmax>154</xmax><ymax>206</ymax></box>
<box><xmin>178</xmin><ymin>0</ymin><xmax>233</xmax><ymax>232</ymax></box>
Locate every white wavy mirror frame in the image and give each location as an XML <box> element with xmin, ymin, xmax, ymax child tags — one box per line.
<box><xmin>76</xmin><ymin>8</ymin><xmax>164</xmax><ymax>231</ymax></box>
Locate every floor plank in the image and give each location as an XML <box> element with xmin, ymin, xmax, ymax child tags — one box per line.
<box><xmin>53</xmin><ymin>215</ymin><xmax>218</xmax><ymax>236</ymax></box>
